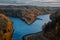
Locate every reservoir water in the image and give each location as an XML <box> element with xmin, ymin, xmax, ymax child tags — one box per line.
<box><xmin>9</xmin><ymin>14</ymin><xmax>50</xmax><ymax>40</ymax></box>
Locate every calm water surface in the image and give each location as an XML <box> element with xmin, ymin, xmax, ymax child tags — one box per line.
<box><xmin>9</xmin><ymin>14</ymin><xmax>50</xmax><ymax>40</ymax></box>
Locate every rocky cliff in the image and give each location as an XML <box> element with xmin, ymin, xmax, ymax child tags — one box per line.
<box><xmin>43</xmin><ymin>10</ymin><xmax>60</xmax><ymax>40</ymax></box>
<box><xmin>23</xmin><ymin>10</ymin><xmax>60</xmax><ymax>40</ymax></box>
<box><xmin>0</xmin><ymin>5</ymin><xmax>60</xmax><ymax>24</ymax></box>
<box><xmin>0</xmin><ymin>14</ymin><xmax>13</xmax><ymax>40</ymax></box>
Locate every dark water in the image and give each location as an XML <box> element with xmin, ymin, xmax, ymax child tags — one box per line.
<box><xmin>8</xmin><ymin>14</ymin><xmax>50</xmax><ymax>40</ymax></box>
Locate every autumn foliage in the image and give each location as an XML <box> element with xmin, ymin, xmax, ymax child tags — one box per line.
<box><xmin>0</xmin><ymin>14</ymin><xmax>13</xmax><ymax>40</ymax></box>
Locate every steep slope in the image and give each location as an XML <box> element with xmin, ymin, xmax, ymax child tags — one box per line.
<box><xmin>0</xmin><ymin>14</ymin><xmax>13</xmax><ymax>40</ymax></box>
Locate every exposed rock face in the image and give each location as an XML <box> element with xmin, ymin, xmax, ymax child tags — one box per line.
<box><xmin>43</xmin><ymin>22</ymin><xmax>60</xmax><ymax>40</ymax></box>
<box><xmin>50</xmin><ymin>10</ymin><xmax>60</xmax><ymax>22</ymax></box>
<box><xmin>0</xmin><ymin>5</ymin><xmax>59</xmax><ymax>24</ymax></box>
<box><xmin>0</xmin><ymin>14</ymin><xmax>13</xmax><ymax>40</ymax></box>
<box><xmin>23</xmin><ymin>10</ymin><xmax>60</xmax><ymax>40</ymax></box>
<box><xmin>42</xmin><ymin>10</ymin><xmax>60</xmax><ymax>40</ymax></box>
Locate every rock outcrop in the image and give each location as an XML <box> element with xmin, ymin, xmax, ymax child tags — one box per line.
<box><xmin>23</xmin><ymin>10</ymin><xmax>60</xmax><ymax>40</ymax></box>
<box><xmin>0</xmin><ymin>5</ymin><xmax>60</xmax><ymax>24</ymax></box>
<box><xmin>0</xmin><ymin>14</ymin><xmax>13</xmax><ymax>40</ymax></box>
<box><xmin>43</xmin><ymin>10</ymin><xmax>60</xmax><ymax>40</ymax></box>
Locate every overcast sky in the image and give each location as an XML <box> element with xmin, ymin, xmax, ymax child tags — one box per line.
<box><xmin>34</xmin><ymin>0</ymin><xmax>60</xmax><ymax>2</ymax></box>
<box><xmin>0</xmin><ymin>0</ymin><xmax>60</xmax><ymax>3</ymax></box>
<box><xmin>12</xmin><ymin>0</ymin><xmax>60</xmax><ymax>2</ymax></box>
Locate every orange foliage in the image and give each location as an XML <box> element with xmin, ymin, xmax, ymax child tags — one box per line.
<box><xmin>0</xmin><ymin>14</ymin><xmax>13</xmax><ymax>40</ymax></box>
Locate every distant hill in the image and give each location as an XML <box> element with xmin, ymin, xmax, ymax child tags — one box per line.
<box><xmin>0</xmin><ymin>5</ymin><xmax>60</xmax><ymax>24</ymax></box>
